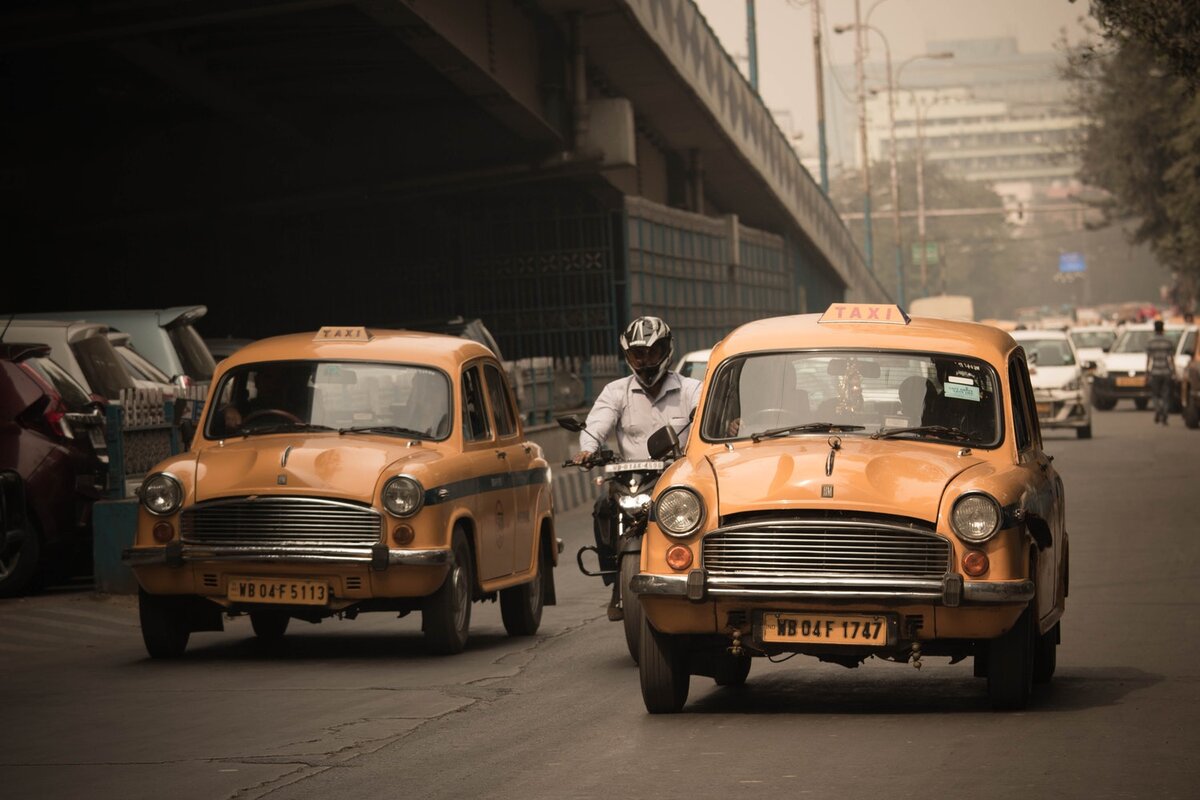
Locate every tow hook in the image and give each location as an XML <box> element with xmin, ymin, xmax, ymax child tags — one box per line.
<box><xmin>728</xmin><ymin>628</ymin><xmax>744</xmax><ymax>657</ymax></box>
<box><xmin>909</xmin><ymin>641</ymin><xmax>923</xmax><ymax>671</ymax></box>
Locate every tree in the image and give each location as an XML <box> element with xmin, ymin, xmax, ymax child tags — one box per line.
<box><xmin>1085</xmin><ymin>0</ymin><xmax>1200</xmax><ymax>87</ymax></box>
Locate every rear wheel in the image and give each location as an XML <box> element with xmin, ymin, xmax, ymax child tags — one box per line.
<box><xmin>250</xmin><ymin>611</ymin><xmax>290</xmax><ymax>642</ymax></box>
<box><xmin>500</xmin><ymin>543</ymin><xmax>546</xmax><ymax>636</ymax></box>
<box><xmin>619</xmin><ymin>553</ymin><xmax>643</xmax><ymax>665</ymax></box>
<box><xmin>423</xmin><ymin>530</ymin><xmax>473</xmax><ymax>655</ymax></box>
<box><xmin>0</xmin><ymin>523</ymin><xmax>41</xmax><ymax>599</ymax></box>
<box><xmin>987</xmin><ymin>603</ymin><xmax>1035</xmax><ymax>710</ymax></box>
<box><xmin>1134</xmin><ymin>397</ymin><xmax>1149</xmax><ymax>410</ymax></box>
<box><xmin>639</xmin><ymin>617</ymin><xmax>689</xmax><ymax>714</ymax></box>
<box><xmin>139</xmin><ymin>589</ymin><xmax>190</xmax><ymax>659</ymax></box>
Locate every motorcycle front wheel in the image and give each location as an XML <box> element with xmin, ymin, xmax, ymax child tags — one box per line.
<box><xmin>620</xmin><ymin>553</ymin><xmax>642</xmax><ymax>665</ymax></box>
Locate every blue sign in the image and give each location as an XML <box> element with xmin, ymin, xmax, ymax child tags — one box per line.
<box><xmin>1059</xmin><ymin>252</ymin><xmax>1086</xmax><ymax>273</ymax></box>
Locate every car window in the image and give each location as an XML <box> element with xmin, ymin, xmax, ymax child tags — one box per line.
<box><xmin>1008</xmin><ymin>357</ymin><xmax>1032</xmax><ymax>451</ymax></box>
<box><xmin>1069</xmin><ymin>330</ymin><xmax>1116</xmax><ymax>350</ymax></box>
<box><xmin>679</xmin><ymin>360</ymin><xmax>708</xmax><ymax>380</ymax></box>
<box><xmin>27</xmin><ymin>356</ymin><xmax>93</xmax><ymax>409</ymax></box>
<box><xmin>116</xmin><ymin>345</ymin><xmax>172</xmax><ymax>383</ymax></box>
<box><xmin>1111</xmin><ymin>328</ymin><xmax>1184</xmax><ymax>353</ymax></box>
<box><xmin>167</xmin><ymin>323</ymin><xmax>217</xmax><ymax>381</ymax></box>
<box><xmin>701</xmin><ymin>349</ymin><xmax>1001</xmax><ymax>447</ymax></box>
<box><xmin>1178</xmin><ymin>330</ymin><xmax>1196</xmax><ymax>356</ymax></box>
<box><xmin>461</xmin><ymin>366</ymin><xmax>491</xmax><ymax>443</ymax></box>
<box><xmin>70</xmin><ymin>335</ymin><xmax>135</xmax><ymax>400</ymax></box>
<box><xmin>1017</xmin><ymin>338</ymin><xmax>1075</xmax><ymax>366</ymax></box>
<box><xmin>482</xmin><ymin>362</ymin><xmax>518</xmax><ymax>438</ymax></box>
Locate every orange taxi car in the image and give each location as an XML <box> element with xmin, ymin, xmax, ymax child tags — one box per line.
<box><xmin>632</xmin><ymin>304</ymin><xmax>1067</xmax><ymax>712</ymax></box>
<box><xmin>124</xmin><ymin>327</ymin><xmax>558</xmax><ymax>657</ymax></box>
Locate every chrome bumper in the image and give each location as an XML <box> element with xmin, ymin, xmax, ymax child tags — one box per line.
<box><xmin>123</xmin><ymin>543</ymin><xmax>453</xmax><ymax>570</ymax></box>
<box><xmin>630</xmin><ymin>571</ymin><xmax>1034</xmax><ymax>606</ymax></box>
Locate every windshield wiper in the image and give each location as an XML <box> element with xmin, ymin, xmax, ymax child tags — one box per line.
<box><xmin>871</xmin><ymin>425</ymin><xmax>973</xmax><ymax>442</ymax></box>
<box><xmin>338</xmin><ymin>425</ymin><xmax>429</xmax><ymax>439</ymax></box>
<box><xmin>751</xmin><ymin>422</ymin><xmax>866</xmax><ymax>443</ymax></box>
<box><xmin>235</xmin><ymin>422</ymin><xmax>335</xmax><ymax>437</ymax></box>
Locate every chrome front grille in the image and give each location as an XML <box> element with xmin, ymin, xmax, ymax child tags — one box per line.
<box><xmin>701</xmin><ymin>518</ymin><xmax>950</xmax><ymax>597</ymax></box>
<box><xmin>181</xmin><ymin>497</ymin><xmax>382</xmax><ymax>548</ymax></box>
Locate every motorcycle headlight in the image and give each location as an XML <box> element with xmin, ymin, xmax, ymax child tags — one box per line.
<box><xmin>654</xmin><ymin>488</ymin><xmax>704</xmax><ymax>537</ymax></box>
<box><xmin>618</xmin><ymin>493</ymin><xmax>652</xmax><ymax>513</ymax></box>
<box><xmin>382</xmin><ymin>476</ymin><xmax>424</xmax><ymax>517</ymax></box>
<box><xmin>141</xmin><ymin>473</ymin><xmax>183</xmax><ymax>516</ymax></box>
<box><xmin>951</xmin><ymin>493</ymin><xmax>1001</xmax><ymax>543</ymax></box>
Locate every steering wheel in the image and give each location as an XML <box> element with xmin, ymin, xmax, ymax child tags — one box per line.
<box><xmin>241</xmin><ymin>408</ymin><xmax>303</xmax><ymax>425</ymax></box>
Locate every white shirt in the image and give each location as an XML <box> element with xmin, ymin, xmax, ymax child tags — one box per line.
<box><xmin>580</xmin><ymin>372</ymin><xmax>702</xmax><ymax>459</ymax></box>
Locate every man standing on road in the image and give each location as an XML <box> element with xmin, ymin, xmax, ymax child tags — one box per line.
<box><xmin>1146</xmin><ymin>319</ymin><xmax>1176</xmax><ymax>425</ymax></box>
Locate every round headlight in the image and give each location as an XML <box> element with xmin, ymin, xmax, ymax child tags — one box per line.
<box><xmin>655</xmin><ymin>488</ymin><xmax>704</xmax><ymax>537</ymax></box>
<box><xmin>383</xmin><ymin>476</ymin><xmax>424</xmax><ymax>517</ymax></box>
<box><xmin>141</xmin><ymin>473</ymin><xmax>183</xmax><ymax>516</ymax></box>
<box><xmin>951</xmin><ymin>494</ymin><xmax>1001</xmax><ymax>542</ymax></box>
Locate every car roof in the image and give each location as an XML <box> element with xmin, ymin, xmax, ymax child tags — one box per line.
<box><xmin>2</xmin><ymin>319</ymin><xmax>112</xmax><ymax>343</ymax></box>
<box><xmin>714</xmin><ymin>309</ymin><xmax>1017</xmax><ymax>364</ymax></box>
<box><xmin>13</xmin><ymin>306</ymin><xmax>207</xmax><ymax>329</ymax></box>
<box><xmin>1012</xmin><ymin>328</ymin><xmax>1069</xmax><ymax>340</ymax></box>
<box><xmin>216</xmin><ymin>328</ymin><xmax>497</xmax><ymax>373</ymax></box>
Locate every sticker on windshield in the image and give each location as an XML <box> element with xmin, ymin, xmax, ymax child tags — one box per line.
<box><xmin>946</xmin><ymin>375</ymin><xmax>975</xmax><ymax>385</ymax></box>
<box><xmin>944</xmin><ymin>383</ymin><xmax>981</xmax><ymax>402</ymax></box>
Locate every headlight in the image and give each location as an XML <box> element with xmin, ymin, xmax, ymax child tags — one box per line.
<box><xmin>951</xmin><ymin>493</ymin><xmax>1001</xmax><ymax>543</ymax></box>
<box><xmin>618</xmin><ymin>493</ymin><xmax>652</xmax><ymax>513</ymax></box>
<box><xmin>654</xmin><ymin>488</ymin><xmax>704</xmax><ymax>536</ymax></box>
<box><xmin>382</xmin><ymin>476</ymin><xmax>424</xmax><ymax>517</ymax></box>
<box><xmin>141</xmin><ymin>473</ymin><xmax>183</xmax><ymax>516</ymax></box>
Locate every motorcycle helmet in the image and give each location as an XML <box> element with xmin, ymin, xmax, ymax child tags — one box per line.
<box><xmin>620</xmin><ymin>316</ymin><xmax>674</xmax><ymax>389</ymax></box>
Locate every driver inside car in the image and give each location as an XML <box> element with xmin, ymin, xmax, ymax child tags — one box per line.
<box><xmin>220</xmin><ymin>366</ymin><xmax>300</xmax><ymax>433</ymax></box>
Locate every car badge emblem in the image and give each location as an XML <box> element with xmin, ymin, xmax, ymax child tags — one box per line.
<box><xmin>822</xmin><ymin>484</ymin><xmax>834</xmax><ymax>498</ymax></box>
<box><xmin>277</xmin><ymin>474</ymin><xmax>287</xmax><ymax>485</ymax></box>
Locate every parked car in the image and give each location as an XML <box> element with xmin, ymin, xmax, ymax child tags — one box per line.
<box><xmin>1181</xmin><ymin>330</ymin><xmax>1200</xmax><ymax>428</ymax></box>
<box><xmin>124</xmin><ymin>326</ymin><xmax>559</xmax><ymax>658</ymax></box>
<box><xmin>1</xmin><ymin>343</ymin><xmax>108</xmax><ymax>596</ymax></box>
<box><xmin>631</xmin><ymin>303</ymin><xmax>1066</xmax><ymax>712</ymax></box>
<box><xmin>1</xmin><ymin>320</ymin><xmax>137</xmax><ymax>402</ymax></box>
<box><xmin>1091</xmin><ymin>322</ymin><xmax>1196</xmax><ymax>410</ymax></box>
<box><xmin>107</xmin><ymin>332</ymin><xmax>179</xmax><ymax>395</ymax></box>
<box><xmin>674</xmin><ymin>348</ymin><xmax>712</xmax><ymax>380</ymax></box>
<box><xmin>203</xmin><ymin>336</ymin><xmax>256</xmax><ymax>363</ymax></box>
<box><xmin>14</xmin><ymin>307</ymin><xmax>217</xmax><ymax>389</ymax></box>
<box><xmin>1012</xmin><ymin>329</ymin><xmax>1093</xmax><ymax>439</ymax></box>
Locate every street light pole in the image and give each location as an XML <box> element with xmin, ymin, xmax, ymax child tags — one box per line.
<box><xmin>811</xmin><ymin>0</ymin><xmax>828</xmax><ymax>193</ymax></box>
<box><xmin>852</xmin><ymin>0</ymin><xmax>873</xmax><ymax>272</ymax></box>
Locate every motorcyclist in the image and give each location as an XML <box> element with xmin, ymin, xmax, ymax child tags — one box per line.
<box><xmin>572</xmin><ymin>316</ymin><xmax>702</xmax><ymax>619</ymax></box>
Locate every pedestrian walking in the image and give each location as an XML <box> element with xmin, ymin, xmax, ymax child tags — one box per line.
<box><xmin>1146</xmin><ymin>319</ymin><xmax>1176</xmax><ymax>425</ymax></box>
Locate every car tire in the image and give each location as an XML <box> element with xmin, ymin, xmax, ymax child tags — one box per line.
<box><xmin>987</xmin><ymin>603</ymin><xmax>1035</xmax><ymax>710</ymax></box>
<box><xmin>500</xmin><ymin>543</ymin><xmax>546</xmax><ymax>637</ymax></box>
<box><xmin>139</xmin><ymin>589</ymin><xmax>191</xmax><ymax>659</ymax></box>
<box><xmin>250</xmin><ymin>611</ymin><xmax>290</xmax><ymax>642</ymax></box>
<box><xmin>1091</xmin><ymin>394</ymin><xmax>1116</xmax><ymax>411</ymax></box>
<box><xmin>1033</xmin><ymin>621</ymin><xmax>1059</xmax><ymax>684</ymax></box>
<box><xmin>713</xmin><ymin>652</ymin><xmax>752</xmax><ymax>687</ymax></box>
<box><xmin>0</xmin><ymin>522</ymin><xmax>41</xmax><ymax>599</ymax></box>
<box><xmin>619</xmin><ymin>553</ymin><xmax>643</xmax><ymax>665</ymax></box>
<box><xmin>1184</xmin><ymin>396</ymin><xmax>1200</xmax><ymax>429</ymax></box>
<box><xmin>1134</xmin><ymin>397</ymin><xmax>1149</xmax><ymax>410</ymax></box>
<box><xmin>639</xmin><ymin>617</ymin><xmax>689</xmax><ymax>714</ymax></box>
<box><xmin>1076</xmin><ymin>424</ymin><xmax>1092</xmax><ymax>439</ymax></box>
<box><xmin>422</xmin><ymin>530</ymin><xmax>473</xmax><ymax>655</ymax></box>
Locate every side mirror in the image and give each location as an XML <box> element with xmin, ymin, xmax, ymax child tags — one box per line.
<box><xmin>556</xmin><ymin>415</ymin><xmax>585</xmax><ymax>433</ymax></box>
<box><xmin>647</xmin><ymin>425</ymin><xmax>680</xmax><ymax>460</ymax></box>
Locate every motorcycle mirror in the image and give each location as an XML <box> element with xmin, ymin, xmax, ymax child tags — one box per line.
<box><xmin>556</xmin><ymin>415</ymin><xmax>585</xmax><ymax>433</ymax></box>
<box><xmin>647</xmin><ymin>425</ymin><xmax>679</xmax><ymax>460</ymax></box>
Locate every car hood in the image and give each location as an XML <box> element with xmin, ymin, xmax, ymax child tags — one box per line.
<box><xmin>705</xmin><ymin>438</ymin><xmax>984</xmax><ymax>523</ymax></box>
<box><xmin>1028</xmin><ymin>365</ymin><xmax>1079</xmax><ymax>389</ymax></box>
<box><xmin>1101</xmin><ymin>352</ymin><xmax>1146</xmax><ymax>373</ymax></box>
<box><xmin>193</xmin><ymin>435</ymin><xmax>440</xmax><ymax>501</ymax></box>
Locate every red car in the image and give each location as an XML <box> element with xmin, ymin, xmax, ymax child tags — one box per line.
<box><xmin>1</xmin><ymin>343</ymin><xmax>108</xmax><ymax>596</ymax></box>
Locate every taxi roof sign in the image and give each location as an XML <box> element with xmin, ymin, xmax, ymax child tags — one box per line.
<box><xmin>314</xmin><ymin>326</ymin><xmax>373</xmax><ymax>342</ymax></box>
<box><xmin>819</xmin><ymin>303</ymin><xmax>910</xmax><ymax>325</ymax></box>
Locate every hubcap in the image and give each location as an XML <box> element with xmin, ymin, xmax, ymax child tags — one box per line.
<box><xmin>451</xmin><ymin>564</ymin><xmax>469</xmax><ymax>632</ymax></box>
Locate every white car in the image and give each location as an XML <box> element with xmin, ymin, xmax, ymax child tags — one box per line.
<box><xmin>1</xmin><ymin>320</ymin><xmax>138</xmax><ymax>402</ymax></box>
<box><xmin>1011</xmin><ymin>329</ymin><xmax>1092</xmax><ymax>438</ymax></box>
<box><xmin>674</xmin><ymin>348</ymin><xmax>712</xmax><ymax>380</ymax></box>
<box><xmin>1091</xmin><ymin>322</ymin><xmax>1197</xmax><ymax>411</ymax></box>
<box><xmin>1067</xmin><ymin>325</ymin><xmax>1118</xmax><ymax>367</ymax></box>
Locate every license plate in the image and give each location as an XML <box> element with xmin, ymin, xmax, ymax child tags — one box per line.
<box><xmin>604</xmin><ymin>460</ymin><xmax>665</xmax><ymax>473</ymax></box>
<box><xmin>761</xmin><ymin>613</ymin><xmax>890</xmax><ymax>645</ymax></box>
<box><xmin>228</xmin><ymin>576</ymin><xmax>329</xmax><ymax>606</ymax></box>
<box><xmin>1116</xmin><ymin>376</ymin><xmax>1145</xmax><ymax>387</ymax></box>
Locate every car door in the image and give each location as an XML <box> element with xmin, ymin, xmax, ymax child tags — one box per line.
<box><xmin>461</xmin><ymin>363</ymin><xmax>515</xmax><ymax>581</ymax></box>
<box><xmin>482</xmin><ymin>361</ymin><xmax>535</xmax><ymax>575</ymax></box>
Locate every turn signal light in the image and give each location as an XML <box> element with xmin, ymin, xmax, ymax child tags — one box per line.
<box><xmin>962</xmin><ymin>549</ymin><xmax>989</xmax><ymax>577</ymax></box>
<box><xmin>391</xmin><ymin>524</ymin><xmax>415</xmax><ymax>546</ymax></box>
<box><xmin>666</xmin><ymin>545</ymin><xmax>693</xmax><ymax>571</ymax></box>
<box><xmin>152</xmin><ymin>522</ymin><xmax>174</xmax><ymax>543</ymax></box>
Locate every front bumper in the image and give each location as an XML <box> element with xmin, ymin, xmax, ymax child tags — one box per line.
<box><xmin>1093</xmin><ymin>374</ymin><xmax>1150</xmax><ymax>400</ymax></box>
<box><xmin>630</xmin><ymin>570</ymin><xmax>1034</xmax><ymax>607</ymax></box>
<box><xmin>123</xmin><ymin>543</ymin><xmax>453</xmax><ymax>571</ymax></box>
<box><xmin>1033</xmin><ymin>388</ymin><xmax>1090</xmax><ymax>428</ymax></box>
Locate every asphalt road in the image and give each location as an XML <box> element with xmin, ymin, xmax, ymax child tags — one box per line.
<box><xmin>2</xmin><ymin>405</ymin><xmax>1197</xmax><ymax>800</ymax></box>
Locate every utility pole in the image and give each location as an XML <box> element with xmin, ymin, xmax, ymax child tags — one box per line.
<box><xmin>811</xmin><ymin>0</ymin><xmax>828</xmax><ymax>193</ymax></box>
<box><xmin>746</xmin><ymin>0</ymin><xmax>759</xmax><ymax>93</ymax></box>
<box><xmin>853</xmin><ymin>0</ymin><xmax>873</xmax><ymax>271</ymax></box>
<box><xmin>915</xmin><ymin>94</ymin><xmax>929</xmax><ymax>297</ymax></box>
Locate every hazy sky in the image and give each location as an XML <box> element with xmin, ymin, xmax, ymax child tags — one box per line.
<box><xmin>692</xmin><ymin>0</ymin><xmax>1094</xmax><ymax>164</ymax></box>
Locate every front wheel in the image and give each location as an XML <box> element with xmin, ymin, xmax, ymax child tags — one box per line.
<box><xmin>0</xmin><ymin>523</ymin><xmax>41</xmax><ymax>598</ymax></box>
<box><xmin>1091</xmin><ymin>394</ymin><xmax>1117</xmax><ymax>411</ymax></box>
<box><xmin>987</xmin><ymin>603</ymin><xmax>1035</xmax><ymax>710</ymax></box>
<box><xmin>423</xmin><ymin>530</ymin><xmax>474</xmax><ymax>655</ymax></box>
<box><xmin>139</xmin><ymin>589</ymin><xmax>190</xmax><ymax>659</ymax></box>
<box><xmin>639</xmin><ymin>617</ymin><xmax>689</xmax><ymax>714</ymax></box>
<box><xmin>619</xmin><ymin>553</ymin><xmax>642</xmax><ymax>665</ymax></box>
<box><xmin>500</xmin><ymin>543</ymin><xmax>546</xmax><ymax>636</ymax></box>
<box><xmin>1033</xmin><ymin>621</ymin><xmax>1059</xmax><ymax>684</ymax></box>
<box><xmin>1184</xmin><ymin>395</ymin><xmax>1200</xmax><ymax>428</ymax></box>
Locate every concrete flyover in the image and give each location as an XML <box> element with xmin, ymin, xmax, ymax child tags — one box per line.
<box><xmin>3</xmin><ymin>0</ymin><xmax>888</xmax><ymax>393</ymax></box>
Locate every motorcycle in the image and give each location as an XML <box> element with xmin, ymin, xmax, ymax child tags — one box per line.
<box><xmin>557</xmin><ymin>416</ymin><xmax>676</xmax><ymax>663</ymax></box>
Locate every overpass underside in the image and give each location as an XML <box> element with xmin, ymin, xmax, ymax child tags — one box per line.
<box><xmin>3</xmin><ymin>0</ymin><xmax>880</xmax><ymax>374</ymax></box>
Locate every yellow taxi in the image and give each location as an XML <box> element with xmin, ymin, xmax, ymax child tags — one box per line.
<box><xmin>631</xmin><ymin>304</ymin><xmax>1067</xmax><ymax>712</ymax></box>
<box><xmin>124</xmin><ymin>327</ymin><xmax>557</xmax><ymax>657</ymax></box>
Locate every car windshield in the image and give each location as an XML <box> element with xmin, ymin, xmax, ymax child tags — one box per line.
<box><xmin>701</xmin><ymin>350</ymin><xmax>1001</xmax><ymax>447</ymax></box>
<box><xmin>116</xmin><ymin>345</ymin><xmax>172</xmax><ymax>384</ymax></box>
<box><xmin>1111</xmin><ymin>328</ymin><xmax>1184</xmax><ymax>353</ymax></box>
<box><xmin>28</xmin><ymin>356</ymin><xmax>93</xmax><ymax>410</ymax></box>
<box><xmin>1069</xmin><ymin>330</ymin><xmax>1116</xmax><ymax>350</ymax></box>
<box><xmin>679</xmin><ymin>359</ymin><xmax>708</xmax><ymax>380</ymax></box>
<box><xmin>204</xmin><ymin>361</ymin><xmax>452</xmax><ymax>440</ymax></box>
<box><xmin>70</xmin><ymin>335</ymin><xmax>136</xmax><ymax>400</ymax></box>
<box><xmin>1017</xmin><ymin>338</ymin><xmax>1075</xmax><ymax>366</ymax></box>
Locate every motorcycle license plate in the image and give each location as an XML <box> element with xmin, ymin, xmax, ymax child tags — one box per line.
<box><xmin>228</xmin><ymin>576</ymin><xmax>329</xmax><ymax>606</ymax></box>
<box><xmin>604</xmin><ymin>460</ymin><xmax>665</xmax><ymax>473</ymax></box>
<box><xmin>760</xmin><ymin>612</ymin><xmax>891</xmax><ymax>646</ymax></box>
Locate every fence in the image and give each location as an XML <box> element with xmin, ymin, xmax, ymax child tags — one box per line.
<box><xmin>105</xmin><ymin>386</ymin><xmax>205</xmax><ymax>498</ymax></box>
